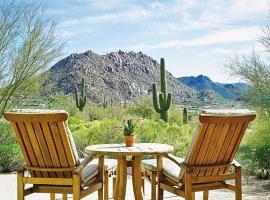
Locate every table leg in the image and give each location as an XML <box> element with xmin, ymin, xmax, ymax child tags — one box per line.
<box><xmin>132</xmin><ymin>155</ymin><xmax>144</xmax><ymax>200</ymax></box>
<box><xmin>115</xmin><ymin>156</ymin><xmax>127</xmax><ymax>200</ymax></box>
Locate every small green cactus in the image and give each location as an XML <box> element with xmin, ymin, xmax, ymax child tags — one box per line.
<box><xmin>110</xmin><ymin>98</ymin><xmax>114</xmax><ymax>108</ymax></box>
<box><xmin>123</xmin><ymin>119</ymin><xmax>136</xmax><ymax>136</ymax></box>
<box><xmin>102</xmin><ymin>95</ymin><xmax>108</xmax><ymax>109</ymax></box>
<box><xmin>183</xmin><ymin>107</ymin><xmax>188</xmax><ymax>124</ymax></box>
<box><xmin>123</xmin><ymin>97</ymin><xmax>127</xmax><ymax>108</ymax></box>
<box><xmin>152</xmin><ymin>58</ymin><xmax>172</xmax><ymax>122</ymax></box>
<box><xmin>75</xmin><ymin>78</ymin><xmax>86</xmax><ymax>112</ymax></box>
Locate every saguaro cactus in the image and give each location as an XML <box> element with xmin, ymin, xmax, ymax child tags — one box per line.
<box><xmin>123</xmin><ymin>97</ymin><xmax>127</xmax><ymax>108</ymax></box>
<box><xmin>102</xmin><ymin>95</ymin><xmax>108</xmax><ymax>109</ymax></box>
<box><xmin>110</xmin><ymin>98</ymin><xmax>114</xmax><ymax>108</ymax></box>
<box><xmin>152</xmin><ymin>58</ymin><xmax>172</xmax><ymax>122</ymax></box>
<box><xmin>75</xmin><ymin>78</ymin><xmax>86</xmax><ymax>112</ymax></box>
<box><xmin>183</xmin><ymin>107</ymin><xmax>188</xmax><ymax>124</ymax></box>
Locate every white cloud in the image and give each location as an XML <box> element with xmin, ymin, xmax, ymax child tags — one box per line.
<box><xmin>58</xmin><ymin>29</ymin><xmax>94</xmax><ymax>39</ymax></box>
<box><xmin>60</xmin><ymin>8</ymin><xmax>151</xmax><ymax>27</ymax></box>
<box><xmin>144</xmin><ymin>0</ymin><xmax>268</xmax><ymax>37</ymax></box>
<box><xmin>196</xmin><ymin>43</ymin><xmax>266</xmax><ymax>57</ymax></box>
<box><xmin>88</xmin><ymin>0</ymin><xmax>130</xmax><ymax>10</ymax></box>
<box><xmin>108</xmin><ymin>26</ymin><xmax>261</xmax><ymax>51</ymax></box>
<box><xmin>198</xmin><ymin>0</ymin><xmax>268</xmax><ymax>26</ymax></box>
<box><xmin>182</xmin><ymin>26</ymin><xmax>259</xmax><ymax>46</ymax></box>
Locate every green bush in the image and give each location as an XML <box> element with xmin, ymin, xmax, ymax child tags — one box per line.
<box><xmin>0</xmin><ymin>145</ymin><xmax>23</xmax><ymax>172</ymax></box>
<box><xmin>255</xmin><ymin>144</ymin><xmax>270</xmax><ymax>169</ymax></box>
<box><xmin>70</xmin><ymin>119</ymin><xmax>123</xmax><ymax>152</ymax></box>
<box><xmin>0</xmin><ymin>121</ymin><xmax>23</xmax><ymax>173</ymax></box>
<box><xmin>236</xmin><ymin>144</ymin><xmax>258</xmax><ymax>176</ymax></box>
<box><xmin>243</xmin><ymin>115</ymin><xmax>270</xmax><ymax>147</ymax></box>
<box><xmin>136</xmin><ymin>120</ymin><xmax>195</xmax><ymax>156</ymax></box>
<box><xmin>168</xmin><ymin>105</ymin><xmax>183</xmax><ymax>126</ymax></box>
<box><xmin>127</xmin><ymin>96</ymin><xmax>158</xmax><ymax>119</ymax></box>
<box><xmin>46</xmin><ymin>92</ymin><xmax>77</xmax><ymax>116</ymax></box>
<box><xmin>70</xmin><ymin>118</ymin><xmax>195</xmax><ymax>158</ymax></box>
<box><xmin>240</xmin><ymin>114</ymin><xmax>270</xmax><ymax>174</ymax></box>
<box><xmin>0</xmin><ymin>121</ymin><xmax>17</xmax><ymax>144</ymax></box>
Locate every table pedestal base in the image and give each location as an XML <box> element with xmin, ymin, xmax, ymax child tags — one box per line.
<box><xmin>114</xmin><ymin>155</ymin><xmax>144</xmax><ymax>200</ymax></box>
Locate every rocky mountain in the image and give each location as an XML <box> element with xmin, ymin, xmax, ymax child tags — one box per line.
<box><xmin>43</xmin><ymin>50</ymin><xmax>197</xmax><ymax>104</ymax></box>
<box><xmin>178</xmin><ymin>75</ymin><xmax>249</xmax><ymax>100</ymax></box>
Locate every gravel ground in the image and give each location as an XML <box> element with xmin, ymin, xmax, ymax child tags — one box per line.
<box><xmin>0</xmin><ymin>173</ymin><xmax>269</xmax><ymax>200</ymax></box>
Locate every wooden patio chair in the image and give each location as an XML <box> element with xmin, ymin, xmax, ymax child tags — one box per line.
<box><xmin>3</xmin><ymin>109</ymin><xmax>116</xmax><ymax>200</ymax></box>
<box><xmin>143</xmin><ymin>109</ymin><xmax>256</xmax><ymax>200</ymax></box>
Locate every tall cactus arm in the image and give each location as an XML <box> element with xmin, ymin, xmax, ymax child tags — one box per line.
<box><xmin>81</xmin><ymin>94</ymin><xmax>86</xmax><ymax>106</ymax></box>
<box><xmin>160</xmin><ymin>58</ymin><xmax>167</xmax><ymax>95</ymax></box>
<box><xmin>165</xmin><ymin>93</ymin><xmax>172</xmax><ymax>111</ymax></box>
<box><xmin>74</xmin><ymin>78</ymin><xmax>86</xmax><ymax>112</ymax></box>
<box><xmin>159</xmin><ymin>93</ymin><xmax>165</xmax><ymax>110</ymax></box>
<box><xmin>152</xmin><ymin>83</ymin><xmax>161</xmax><ymax>113</ymax></box>
<box><xmin>75</xmin><ymin>86</ymin><xmax>79</xmax><ymax>108</ymax></box>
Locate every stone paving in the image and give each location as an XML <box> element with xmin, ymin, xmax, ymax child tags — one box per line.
<box><xmin>0</xmin><ymin>174</ymin><xmax>269</xmax><ymax>200</ymax></box>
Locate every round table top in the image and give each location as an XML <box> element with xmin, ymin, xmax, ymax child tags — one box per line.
<box><xmin>85</xmin><ymin>143</ymin><xmax>174</xmax><ymax>156</ymax></box>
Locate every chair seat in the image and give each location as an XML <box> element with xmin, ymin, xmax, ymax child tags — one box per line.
<box><xmin>142</xmin><ymin>157</ymin><xmax>184</xmax><ymax>183</ymax></box>
<box><xmin>80</xmin><ymin>163</ymin><xmax>99</xmax><ymax>187</ymax></box>
<box><xmin>80</xmin><ymin>158</ymin><xmax>117</xmax><ymax>187</ymax></box>
<box><xmin>91</xmin><ymin>158</ymin><xmax>118</xmax><ymax>170</ymax></box>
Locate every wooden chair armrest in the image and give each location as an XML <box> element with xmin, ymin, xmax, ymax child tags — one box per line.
<box><xmin>74</xmin><ymin>154</ymin><xmax>98</xmax><ymax>175</ymax></box>
<box><xmin>231</xmin><ymin>159</ymin><xmax>241</xmax><ymax>168</ymax></box>
<box><xmin>79</xmin><ymin>150</ymin><xmax>88</xmax><ymax>158</ymax></box>
<box><xmin>164</xmin><ymin>154</ymin><xmax>185</xmax><ymax>168</ymax></box>
<box><xmin>18</xmin><ymin>165</ymin><xmax>26</xmax><ymax>173</ymax></box>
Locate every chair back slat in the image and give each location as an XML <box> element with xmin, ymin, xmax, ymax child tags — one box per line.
<box><xmin>57</xmin><ymin>122</ymin><xmax>77</xmax><ymax>167</ymax></box>
<box><xmin>4</xmin><ymin>112</ymin><xmax>77</xmax><ymax>178</ymax></box>
<box><xmin>40</xmin><ymin>122</ymin><xmax>65</xmax><ymax>178</ymax></box>
<box><xmin>32</xmin><ymin>122</ymin><xmax>56</xmax><ymax>177</ymax></box>
<box><xmin>185</xmin><ymin>114</ymin><xmax>255</xmax><ymax>178</ymax></box>
<box><xmin>24</xmin><ymin>122</ymin><xmax>49</xmax><ymax>177</ymax></box>
<box><xmin>48</xmin><ymin>122</ymin><xmax>71</xmax><ymax>177</ymax></box>
<box><xmin>11</xmin><ymin>122</ymin><xmax>36</xmax><ymax>177</ymax></box>
<box><xmin>17</xmin><ymin>122</ymin><xmax>41</xmax><ymax>177</ymax></box>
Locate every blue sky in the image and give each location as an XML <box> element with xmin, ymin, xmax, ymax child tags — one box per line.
<box><xmin>27</xmin><ymin>0</ymin><xmax>269</xmax><ymax>82</ymax></box>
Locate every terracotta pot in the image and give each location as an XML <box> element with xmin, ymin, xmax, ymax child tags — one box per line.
<box><xmin>124</xmin><ymin>135</ymin><xmax>136</xmax><ymax>147</ymax></box>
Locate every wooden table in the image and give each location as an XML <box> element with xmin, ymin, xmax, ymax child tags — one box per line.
<box><xmin>85</xmin><ymin>143</ymin><xmax>173</xmax><ymax>200</ymax></box>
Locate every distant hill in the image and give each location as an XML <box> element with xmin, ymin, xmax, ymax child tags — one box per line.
<box><xmin>177</xmin><ymin>75</ymin><xmax>249</xmax><ymax>100</ymax></box>
<box><xmin>43</xmin><ymin>50</ymin><xmax>197</xmax><ymax>104</ymax></box>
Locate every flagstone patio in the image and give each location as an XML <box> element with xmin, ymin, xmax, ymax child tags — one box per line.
<box><xmin>0</xmin><ymin>174</ymin><xmax>269</xmax><ymax>200</ymax></box>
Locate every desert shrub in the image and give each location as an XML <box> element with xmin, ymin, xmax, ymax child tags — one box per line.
<box><xmin>255</xmin><ymin>144</ymin><xmax>270</xmax><ymax>169</ymax></box>
<box><xmin>69</xmin><ymin>119</ymin><xmax>123</xmax><ymax>152</ymax></box>
<box><xmin>0</xmin><ymin>144</ymin><xmax>23</xmax><ymax>172</ymax></box>
<box><xmin>236</xmin><ymin>144</ymin><xmax>258</xmax><ymax>176</ymax></box>
<box><xmin>70</xmin><ymin>102</ymin><xmax>129</xmax><ymax>122</ymax></box>
<box><xmin>136</xmin><ymin>120</ymin><xmax>195</xmax><ymax>156</ymax></box>
<box><xmin>243</xmin><ymin>115</ymin><xmax>270</xmax><ymax>147</ymax></box>
<box><xmin>46</xmin><ymin>92</ymin><xmax>77</xmax><ymax>116</ymax></box>
<box><xmin>168</xmin><ymin>105</ymin><xmax>183</xmax><ymax>126</ymax></box>
<box><xmin>0</xmin><ymin>121</ymin><xmax>23</xmax><ymax>173</ymax></box>
<box><xmin>69</xmin><ymin>117</ymin><xmax>195</xmax><ymax>158</ymax></box>
<box><xmin>0</xmin><ymin>121</ymin><xmax>17</xmax><ymax>144</ymax></box>
<box><xmin>127</xmin><ymin>96</ymin><xmax>158</xmax><ymax>119</ymax></box>
<box><xmin>241</xmin><ymin>114</ymin><xmax>270</xmax><ymax>174</ymax></box>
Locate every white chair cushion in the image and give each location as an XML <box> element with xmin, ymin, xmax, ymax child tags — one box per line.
<box><xmin>142</xmin><ymin>157</ymin><xmax>184</xmax><ymax>183</ymax></box>
<box><xmin>90</xmin><ymin>158</ymin><xmax>118</xmax><ymax>170</ymax></box>
<box><xmin>12</xmin><ymin>109</ymin><xmax>67</xmax><ymax>113</ymax></box>
<box><xmin>202</xmin><ymin>109</ymin><xmax>255</xmax><ymax>115</ymax></box>
<box><xmin>79</xmin><ymin>158</ymin><xmax>117</xmax><ymax>187</ymax></box>
<box><xmin>80</xmin><ymin>163</ymin><xmax>99</xmax><ymax>187</ymax></box>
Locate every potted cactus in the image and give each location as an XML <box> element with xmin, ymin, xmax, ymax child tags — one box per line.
<box><xmin>123</xmin><ymin>119</ymin><xmax>136</xmax><ymax>147</ymax></box>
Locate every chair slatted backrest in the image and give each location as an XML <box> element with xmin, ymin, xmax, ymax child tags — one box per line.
<box><xmin>4</xmin><ymin>111</ymin><xmax>78</xmax><ymax>178</ymax></box>
<box><xmin>184</xmin><ymin>112</ymin><xmax>256</xmax><ymax>179</ymax></box>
